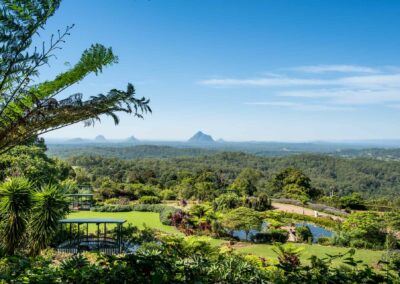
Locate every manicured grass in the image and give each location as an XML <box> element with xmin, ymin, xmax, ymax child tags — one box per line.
<box><xmin>67</xmin><ymin>211</ymin><xmax>383</xmax><ymax>265</ymax></box>
<box><xmin>68</xmin><ymin>211</ymin><xmax>182</xmax><ymax>235</ymax></box>
<box><xmin>236</xmin><ymin>243</ymin><xmax>384</xmax><ymax>265</ymax></box>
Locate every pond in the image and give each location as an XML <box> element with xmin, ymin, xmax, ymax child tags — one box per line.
<box><xmin>231</xmin><ymin>222</ymin><xmax>267</xmax><ymax>241</ymax></box>
<box><xmin>295</xmin><ymin>223</ymin><xmax>334</xmax><ymax>242</ymax></box>
<box><xmin>230</xmin><ymin>222</ymin><xmax>334</xmax><ymax>243</ymax></box>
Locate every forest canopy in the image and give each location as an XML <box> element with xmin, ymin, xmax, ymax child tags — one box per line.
<box><xmin>64</xmin><ymin>149</ymin><xmax>400</xmax><ymax>198</ymax></box>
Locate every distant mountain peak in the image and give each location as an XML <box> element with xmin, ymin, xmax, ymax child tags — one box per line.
<box><xmin>188</xmin><ymin>131</ymin><xmax>215</xmax><ymax>143</ymax></box>
<box><xmin>95</xmin><ymin>135</ymin><xmax>106</xmax><ymax>141</ymax></box>
<box><xmin>126</xmin><ymin>135</ymin><xmax>139</xmax><ymax>142</ymax></box>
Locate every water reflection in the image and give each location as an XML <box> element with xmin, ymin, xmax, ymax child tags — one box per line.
<box><xmin>230</xmin><ymin>222</ymin><xmax>333</xmax><ymax>243</ymax></box>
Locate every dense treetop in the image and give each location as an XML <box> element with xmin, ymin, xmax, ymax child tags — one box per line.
<box><xmin>64</xmin><ymin>150</ymin><xmax>400</xmax><ymax>198</ymax></box>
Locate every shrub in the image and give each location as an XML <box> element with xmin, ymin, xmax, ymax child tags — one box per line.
<box><xmin>342</xmin><ymin>212</ymin><xmax>387</xmax><ymax>249</ymax></box>
<box><xmin>134</xmin><ymin>185</ymin><xmax>158</xmax><ymax>198</ymax></box>
<box><xmin>103</xmin><ymin>197</ymin><xmax>130</xmax><ymax>205</ymax></box>
<box><xmin>295</xmin><ymin>226</ymin><xmax>313</xmax><ymax>243</ymax></box>
<box><xmin>339</xmin><ymin>193</ymin><xmax>367</xmax><ymax>210</ymax></box>
<box><xmin>159</xmin><ymin>189</ymin><xmax>177</xmax><ymax>200</ymax></box>
<box><xmin>91</xmin><ymin>204</ymin><xmax>132</xmax><ymax>212</ymax></box>
<box><xmin>256</xmin><ymin>193</ymin><xmax>272</xmax><ymax>211</ymax></box>
<box><xmin>350</xmin><ymin>239</ymin><xmax>371</xmax><ymax>249</ymax></box>
<box><xmin>160</xmin><ymin>207</ymin><xmax>181</xmax><ymax>225</ymax></box>
<box><xmin>104</xmin><ymin>198</ymin><xmax>119</xmax><ymax>204</ymax></box>
<box><xmin>381</xmin><ymin>251</ymin><xmax>400</xmax><ymax>273</ymax></box>
<box><xmin>138</xmin><ymin>195</ymin><xmax>161</xmax><ymax>204</ymax></box>
<box><xmin>251</xmin><ymin>229</ymin><xmax>289</xmax><ymax>243</ymax></box>
<box><xmin>243</xmin><ymin>193</ymin><xmax>271</xmax><ymax>211</ymax></box>
<box><xmin>267</xmin><ymin>218</ymin><xmax>284</xmax><ymax>229</ymax></box>
<box><xmin>332</xmin><ymin>231</ymin><xmax>351</xmax><ymax>247</ymax></box>
<box><xmin>117</xmin><ymin>197</ymin><xmax>130</xmax><ymax>205</ymax></box>
<box><xmin>317</xmin><ymin>237</ymin><xmax>332</xmax><ymax>246</ymax></box>
<box><xmin>213</xmin><ymin>193</ymin><xmax>241</xmax><ymax>211</ymax></box>
<box><xmin>131</xmin><ymin>204</ymin><xmax>165</xmax><ymax>212</ymax></box>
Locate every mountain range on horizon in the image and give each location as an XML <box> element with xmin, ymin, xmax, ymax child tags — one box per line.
<box><xmin>65</xmin><ymin>134</ymin><xmax>141</xmax><ymax>143</ymax></box>
<box><xmin>42</xmin><ymin>131</ymin><xmax>400</xmax><ymax>148</ymax></box>
<box><xmin>59</xmin><ymin>131</ymin><xmax>218</xmax><ymax>144</ymax></box>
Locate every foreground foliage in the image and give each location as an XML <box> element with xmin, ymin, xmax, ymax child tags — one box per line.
<box><xmin>0</xmin><ymin>177</ymin><xmax>69</xmax><ymax>255</ymax></box>
<box><xmin>0</xmin><ymin>232</ymin><xmax>398</xmax><ymax>283</ymax></box>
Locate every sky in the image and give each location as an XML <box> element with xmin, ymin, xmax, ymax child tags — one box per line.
<box><xmin>38</xmin><ymin>0</ymin><xmax>400</xmax><ymax>141</ymax></box>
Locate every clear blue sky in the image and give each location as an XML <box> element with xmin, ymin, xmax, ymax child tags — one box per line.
<box><xmin>39</xmin><ymin>0</ymin><xmax>400</xmax><ymax>141</ymax></box>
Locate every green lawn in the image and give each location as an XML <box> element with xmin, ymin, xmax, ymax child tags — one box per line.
<box><xmin>236</xmin><ymin>243</ymin><xmax>384</xmax><ymax>265</ymax></box>
<box><xmin>68</xmin><ymin>211</ymin><xmax>182</xmax><ymax>235</ymax></box>
<box><xmin>68</xmin><ymin>211</ymin><xmax>383</xmax><ymax>265</ymax></box>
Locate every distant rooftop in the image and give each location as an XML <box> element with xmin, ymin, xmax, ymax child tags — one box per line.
<box><xmin>59</xmin><ymin>218</ymin><xmax>126</xmax><ymax>224</ymax></box>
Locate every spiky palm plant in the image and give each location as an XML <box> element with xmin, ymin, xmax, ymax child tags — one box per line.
<box><xmin>0</xmin><ymin>177</ymin><xmax>33</xmax><ymax>255</ymax></box>
<box><xmin>28</xmin><ymin>184</ymin><xmax>69</xmax><ymax>255</ymax></box>
<box><xmin>273</xmin><ymin>243</ymin><xmax>303</xmax><ymax>272</ymax></box>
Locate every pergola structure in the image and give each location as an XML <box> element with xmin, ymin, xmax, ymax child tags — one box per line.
<box><xmin>66</xmin><ymin>193</ymin><xmax>94</xmax><ymax>210</ymax></box>
<box><xmin>57</xmin><ymin>218</ymin><xmax>126</xmax><ymax>254</ymax></box>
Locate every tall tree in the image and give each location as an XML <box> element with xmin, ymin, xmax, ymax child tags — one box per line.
<box><xmin>229</xmin><ymin>168</ymin><xmax>262</xmax><ymax>196</ymax></box>
<box><xmin>222</xmin><ymin>207</ymin><xmax>262</xmax><ymax>241</ymax></box>
<box><xmin>0</xmin><ymin>0</ymin><xmax>151</xmax><ymax>154</ymax></box>
<box><xmin>269</xmin><ymin>167</ymin><xmax>320</xmax><ymax>201</ymax></box>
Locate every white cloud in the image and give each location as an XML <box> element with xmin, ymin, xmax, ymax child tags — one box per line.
<box><xmin>200</xmin><ymin>77</ymin><xmax>331</xmax><ymax>87</ymax></box>
<box><xmin>337</xmin><ymin>73</ymin><xmax>400</xmax><ymax>88</ymax></box>
<box><xmin>245</xmin><ymin>101</ymin><xmax>354</xmax><ymax>111</ymax></box>
<box><xmin>290</xmin><ymin>64</ymin><xmax>379</xmax><ymax>74</ymax></box>
<box><xmin>200</xmin><ymin>73</ymin><xmax>400</xmax><ymax>89</ymax></box>
<box><xmin>278</xmin><ymin>88</ymin><xmax>400</xmax><ymax>105</ymax></box>
<box><xmin>201</xmin><ymin>66</ymin><xmax>400</xmax><ymax>109</ymax></box>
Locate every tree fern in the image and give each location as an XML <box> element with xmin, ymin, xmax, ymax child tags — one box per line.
<box><xmin>0</xmin><ymin>0</ymin><xmax>151</xmax><ymax>154</ymax></box>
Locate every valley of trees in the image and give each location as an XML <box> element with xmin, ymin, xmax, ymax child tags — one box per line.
<box><xmin>47</xmin><ymin>144</ymin><xmax>218</xmax><ymax>159</ymax></box>
<box><xmin>66</xmin><ymin>150</ymin><xmax>400</xmax><ymax>200</ymax></box>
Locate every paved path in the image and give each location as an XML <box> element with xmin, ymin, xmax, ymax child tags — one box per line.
<box><xmin>271</xmin><ymin>202</ymin><xmax>343</xmax><ymax>221</ymax></box>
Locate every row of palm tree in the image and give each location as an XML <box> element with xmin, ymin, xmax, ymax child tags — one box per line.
<box><xmin>0</xmin><ymin>177</ymin><xmax>69</xmax><ymax>256</ymax></box>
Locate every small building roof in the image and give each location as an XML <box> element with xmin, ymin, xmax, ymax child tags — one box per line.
<box><xmin>59</xmin><ymin>218</ymin><xmax>126</xmax><ymax>224</ymax></box>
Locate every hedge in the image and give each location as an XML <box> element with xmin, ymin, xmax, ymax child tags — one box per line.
<box><xmin>138</xmin><ymin>196</ymin><xmax>161</xmax><ymax>204</ymax></box>
<box><xmin>91</xmin><ymin>204</ymin><xmax>132</xmax><ymax>212</ymax></box>
<box><xmin>317</xmin><ymin>236</ymin><xmax>332</xmax><ymax>246</ymax></box>
<box><xmin>251</xmin><ymin>229</ymin><xmax>289</xmax><ymax>243</ymax></box>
